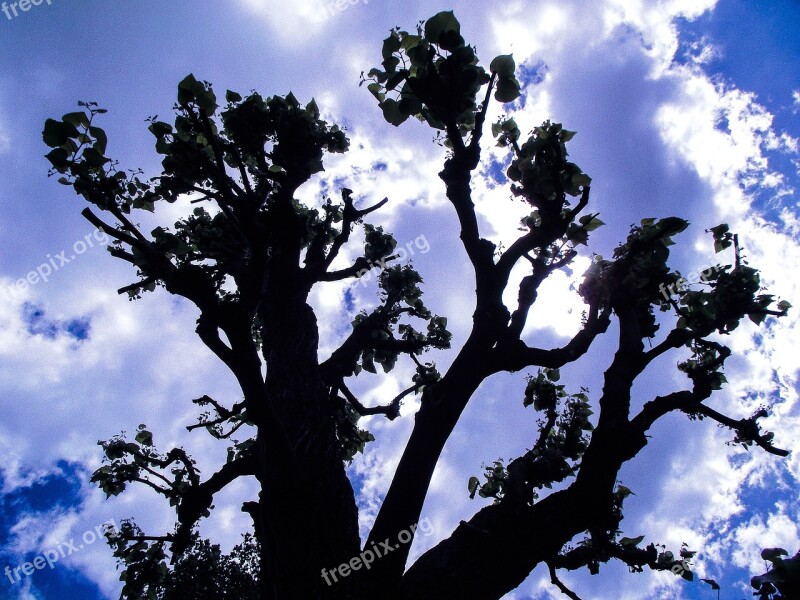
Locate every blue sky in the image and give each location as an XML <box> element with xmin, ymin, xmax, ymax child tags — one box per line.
<box><xmin>0</xmin><ymin>1</ymin><xmax>798</xmax><ymax>599</ymax></box>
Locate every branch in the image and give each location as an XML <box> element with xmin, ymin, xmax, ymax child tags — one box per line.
<box><xmin>196</xmin><ymin>108</ymin><xmax>247</xmax><ymax>205</ymax></box>
<box><xmin>117</xmin><ymin>277</ymin><xmax>158</xmax><ymax>296</ymax></box>
<box><xmin>317</xmin><ymin>257</ymin><xmax>371</xmax><ymax>282</ymax></box>
<box><xmin>505</xmin><ymin>250</ymin><xmax>579</xmax><ymax>341</ymax></box>
<box><xmin>489</xmin><ymin>303</ymin><xmax>611</xmax><ymax>373</ymax></box>
<box><xmin>630</xmin><ymin>390</ymin><xmax>698</xmax><ymax>433</ymax></box>
<box><xmin>565</xmin><ymin>185</ymin><xmax>591</xmax><ymax>223</ymax></box>
<box><xmin>466</xmin><ymin>72</ymin><xmax>497</xmax><ymax>156</ymax></box>
<box><xmin>548</xmin><ymin>563</ymin><xmax>584</xmax><ymax>600</ymax></box>
<box><xmin>81</xmin><ymin>207</ymin><xmax>145</xmax><ymax>249</ymax></box>
<box><xmin>225</xmin><ymin>143</ymin><xmax>255</xmax><ymax>197</ymax></box>
<box><xmin>495</xmin><ymin>187</ymin><xmax>590</xmax><ymax>289</ymax></box>
<box><xmin>117</xmin><ymin>533</ymin><xmax>175</xmax><ymax>544</ymax></box>
<box><xmin>173</xmin><ymin>450</ymin><xmax>258</xmax><ymax>555</ymax></box>
<box><xmin>338</xmin><ymin>380</ymin><xmax>416</xmax><ymax>420</ymax></box>
<box><xmin>196</xmin><ymin>313</ymin><xmax>237</xmax><ymax>371</ymax></box>
<box><xmin>131</xmin><ymin>476</ymin><xmax>173</xmax><ymax>497</ymax></box>
<box><xmin>109</xmin><ymin>205</ymin><xmax>149</xmax><ymax>243</ymax></box>
<box><xmin>630</xmin><ymin>387</ymin><xmax>789</xmax><ymax>457</ymax></box>
<box><xmin>642</xmin><ymin>327</ymin><xmax>695</xmax><ymax>365</ymax></box>
<box><xmin>311</xmin><ymin>193</ymin><xmax>390</xmax><ymax>277</ymax></box>
<box><xmin>693</xmin><ymin>404</ymin><xmax>789</xmax><ymax>457</ymax></box>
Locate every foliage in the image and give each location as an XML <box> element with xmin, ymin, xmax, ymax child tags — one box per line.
<box><xmin>752</xmin><ymin>547</ymin><xmax>800</xmax><ymax>599</ymax></box>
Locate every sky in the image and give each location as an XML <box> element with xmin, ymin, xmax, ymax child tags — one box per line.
<box><xmin>0</xmin><ymin>0</ymin><xmax>798</xmax><ymax>599</ymax></box>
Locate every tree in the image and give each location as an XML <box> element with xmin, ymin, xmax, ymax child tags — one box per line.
<box><xmin>43</xmin><ymin>10</ymin><xmax>791</xmax><ymax>600</ymax></box>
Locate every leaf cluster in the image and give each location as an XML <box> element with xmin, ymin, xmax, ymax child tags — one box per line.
<box><xmin>361</xmin><ymin>11</ymin><xmax>520</xmax><ymax>135</ymax></box>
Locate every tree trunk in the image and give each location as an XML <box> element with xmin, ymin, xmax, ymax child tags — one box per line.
<box><xmin>258</xmin><ymin>298</ymin><xmax>361</xmax><ymax>598</ymax></box>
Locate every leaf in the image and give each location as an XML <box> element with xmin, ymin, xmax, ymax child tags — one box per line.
<box><xmin>571</xmin><ymin>173</ymin><xmax>592</xmax><ymax>189</ymax></box>
<box><xmin>177</xmin><ymin>73</ymin><xmax>198</xmax><ymax>104</ymax></box>
<box><xmin>494</xmin><ymin>77</ymin><xmax>520</xmax><ymax>103</ymax></box>
<box><xmin>489</xmin><ymin>54</ymin><xmax>516</xmax><ymax>77</ymax></box>
<box><xmin>579</xmin><ymin>214</ymin><xmax>604</xmax><ymax>232</ymax></box>
<box><xmin>385</xmin><ymin>70</ymin><xmax>407</xmax><ymax>92</ymax></box>
<box><xmin>380</xmin><ymin>99</ymin><xmax>409</xmax><ymax>126</ymax></box>
<box><xmin>45</xmin><ymin>148</ymin><xmax>70</xmax><ymax>169</ymax></box>
<box><xmin>658</xmin><ymin>216</ymin><xmax>689</xmax><ymax>235</ymax></box>
<box><xmin>42</xmin><ymin>118</ymin><xmax>79</xmax><ymax>147</ymax></box>
<box><xmin>367</xmin><ymin>82</ymin><xmax>385</xmax><ymax>102</ymax></box>
<box><xmin>398</xmin><ymin>95</ymin><xmax>423</xmax><ymax>117</ymax></box>
<box><xmin>82</xmin><ymin>146</ymin><xmax>109</xmax><ymax>167</ymax></box>
<box><xmin>701</xmin><ymin>578</ymin><xmax>720</xmax><ymax>590</ymax></box>
<box><xmin>468</xmin><ymin>476</ymin><xmax>480</xmax><ymax>499</ymax></box>
<box><xmin>619</xmin><ymin>535</ymin><xmax>645</xmax><ymax>547</ymax></box>
<box><xmin>62</xmin><ymin>111</ymin><xmax>90</xmax><ymax>128</ymax></box>
<box><xmin>438</xmin><ymin>29</ymin><xmax>464</xmax><ymax>51</ymax></box>
<box><xmin>424</xmin><ymin>10</ymin><xmax>461</xmax><ymax>45</ymax></box>
<box><xmin>225</xmin><ymin>90</ymin><xmax>242</xmax><ymax>103</ymax></box>
<box><xmin>614</xmin><ymin>485</ymin><xmax>635</xmax><ymax>501</ymax></box>
<box><xmin>195</xmin><ymin>86</ymin><xmax>218</xmax><ymax>114</ymax></box>
<box><xmin>381</xmin><ymin>32</ymin><xmax>401</xmax><ymax>61</ymax></box>
<box><xmin>134</xmin><ymin>430</ymin><xmax>153</xmax><ymax>447</ymax></box>
<box><xmin>761</xmin><ymin>547</ymin><xmax>789</xmax><ymax>562</ymax></box>
<box><xmin>89</xmin><ymin>126</ymin><xmax>108</xmax><ymax>155</ymax></box>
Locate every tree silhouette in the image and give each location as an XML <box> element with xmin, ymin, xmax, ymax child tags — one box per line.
<box><xmin>752</xmin><ymin>547</ymin><xmax>800</xmax><ymax>599</ymax></box>
<box><xmin>153</xmin><ymin>533</ymin><xmax>259</xmax><ymax>599</ymax></box>
<box><xmin>43</xmin><ymin>10</ymin><xmax>791</xmax><ymax>600</ymax></box>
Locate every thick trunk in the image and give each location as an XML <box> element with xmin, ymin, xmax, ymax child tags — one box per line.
<box><xmin>257</xmin><ymin>299</ymin><xmax>361</xmax><ymax>599</ymax></box>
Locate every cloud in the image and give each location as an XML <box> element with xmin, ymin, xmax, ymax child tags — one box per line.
<box><xmin>238</xmin><ymin>0</ymin><xmax>370</xmax><ymax>44</ymax></box>
<box><xmin>656</xmin><ymin>73</ymin><xmax>798</xmax><ymax>216</ymax></box>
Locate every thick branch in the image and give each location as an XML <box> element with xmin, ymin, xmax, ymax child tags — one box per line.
<box><xmin>317</xmin><ymin>257</ymin><xmax>371</xmax><ymax>282</ymax></box>
<box><xmin>489</xmin><ymin>303</ymin><xmax>611</xmax><ymax>373</ymax></box>
<box><xmin>173</xmin><ymin>450</ymin><xmax>258</xmax><ymax>555</ymax></box>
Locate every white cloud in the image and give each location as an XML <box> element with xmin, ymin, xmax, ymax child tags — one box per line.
<box><xmin>238</xmin><ymin>0</ymin><xmax>370</xmax><ymax>44</ymax></box>
<box><xmin>729</xmin><ymin>509</ymin><xmax>800</xmax><ymax>573</ymax></box>
<box><xmin>656</xmin><ymin>74</ymin><xmax>797</xmax><ymax>216</ymax></box>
